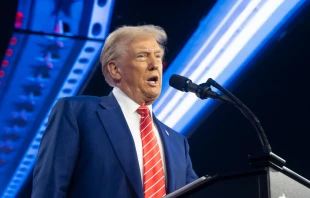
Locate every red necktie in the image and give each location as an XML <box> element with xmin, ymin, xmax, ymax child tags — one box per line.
<box><xmin>137</xmin><ymin>106</ymin><xmax>166</xmax><ymax>198</ymax></box>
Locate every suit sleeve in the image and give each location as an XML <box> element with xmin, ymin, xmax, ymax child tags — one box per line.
<box><xmin>32</xmin><ymin>98</ymin><xmax>79</xmax><ymax>198</ymax></box>
<box><xmin>184</xmin><ymin>137</ymin><xmax>198</xmax><ymax>183</ymax></box>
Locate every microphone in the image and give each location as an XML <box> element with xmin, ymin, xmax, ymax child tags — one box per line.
<box><xmin>169</xmin><ymin>74</ymin><xmax>233</xmax><ymax>103</ymax></box>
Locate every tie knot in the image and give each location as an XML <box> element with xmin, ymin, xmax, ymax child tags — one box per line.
<box><xmin>136</xmin><ymin>106</ymin><xmax>149</xmax><ymax>117</ymax></box>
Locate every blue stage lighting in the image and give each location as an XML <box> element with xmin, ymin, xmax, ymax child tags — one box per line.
<box><xmin>154</xmin><ymin>0</ymin><xmax>307</xmax><ymax>135</ymax></box>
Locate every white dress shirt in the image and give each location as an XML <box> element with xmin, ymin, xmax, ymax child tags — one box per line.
<box><xmin>112</xmin><ymin>87</ymin><xmax>166</xmax><ymax>183</ymax></box>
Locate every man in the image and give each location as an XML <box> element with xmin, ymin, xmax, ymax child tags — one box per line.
<box><xmin>32</xmin><ymin>25</ymin><xmax>198</xmax><ymax>198</ymax></box>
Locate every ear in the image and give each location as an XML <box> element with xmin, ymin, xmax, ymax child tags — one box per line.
<box><xmin>107</xmin><ymin>61</ymin><xmax>121</xmax><ymax>81</ymax></box>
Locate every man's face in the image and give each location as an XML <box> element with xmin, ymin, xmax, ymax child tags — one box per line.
<box><xmin>117</xmin><ymin>36</ymin><xmax>164</xmax><ymax>105</ymax></box>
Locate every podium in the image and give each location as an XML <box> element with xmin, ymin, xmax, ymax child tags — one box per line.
<box><xmin>164</xmin><ymin>153</ymin><xmax>310</xmax><ymax>198</ymax></box>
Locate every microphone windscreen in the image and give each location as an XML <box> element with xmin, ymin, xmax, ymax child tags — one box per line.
<box><xmin>169</xmin><ymin>74</ymin><xmax>189</xmax><ymax>91</ymax></box>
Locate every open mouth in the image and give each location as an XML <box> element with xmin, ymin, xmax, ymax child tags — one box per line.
<box><xmin>147</xmin><ymin>76</ymin><xmax>158</xmax><ymax>85</ymax></box>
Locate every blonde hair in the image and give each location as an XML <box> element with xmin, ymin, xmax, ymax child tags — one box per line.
<box><xmin>100</xmin><ymin>25</ymin><xmax>167</xmax><ymax>86</ymax></box>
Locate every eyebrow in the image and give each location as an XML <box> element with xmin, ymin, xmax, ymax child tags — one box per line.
<box><xmin>136</xmin><ymin>49</ymin><xmax>164</xmax><ymax>54</ymax></box>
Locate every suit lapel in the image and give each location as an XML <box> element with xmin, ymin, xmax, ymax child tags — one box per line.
<box><xmin>97</xmin><ymin>93</ymin><xmax>143</xmax><ymax>198</ymax></box>
<box><xmin>153</xmin><ymin>115</ymin><xmax>178</xmax><ymax>194</ymax></box>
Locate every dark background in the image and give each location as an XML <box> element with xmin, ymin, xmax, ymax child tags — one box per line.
<box><xmin>1</xmin><ymin>0</ymin><xmax>310</xmax><ymax>197</ymax></box>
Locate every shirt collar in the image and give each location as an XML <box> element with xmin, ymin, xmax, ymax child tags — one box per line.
<box><xmin>112</xmin><ymin>87</ymin><xmax>153</xmax><ymax>116</ymax></box>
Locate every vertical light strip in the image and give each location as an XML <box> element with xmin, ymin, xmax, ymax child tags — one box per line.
<box><xmin>153</xmin><ymin>0</ymin><xmax>306</xmax><ymax>134</ymax></box>
<box><xmin>191</xmin><ymin>0</ymin><xmax>265</xmax><ymax>82</ymax></box>
<box><xmin>156</xmin><ymin>0</ymin><xmax>264</xmax><ymax>121</ymax></box>
<box><xmin>154</xmin><ymin>0</ymin><xmax>243</xmax><ymax>112</ymax></box>
<box><xmin>199</xmin><ymin>0</ymin><xmax>284</xmax><ymax>81</ymax></box>
<box><xmin>163</xmin><ymin>0</ymin><xmax>284</xmax><ymax>127</ymax></box>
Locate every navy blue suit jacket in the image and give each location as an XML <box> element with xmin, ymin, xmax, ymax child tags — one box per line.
<box><xmin>32</xmin><ymin>93</ymin><xmax>198</xmax><ymax>198</ymax></box>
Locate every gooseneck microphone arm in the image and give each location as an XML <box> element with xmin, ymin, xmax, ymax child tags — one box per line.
<box><xmin>193</xmin><ymin>82</ymin><xmax>234</xmax><ymax>104</ymax></box>
<box><xmin>206</xmin><ymin>78</ymin><xmax>272</xmax><ymax>154</ymax></box>
<box><xmin>169</xmin><ymin>74</ymin><xmax>273</xmax><ymax>155</ymax></box>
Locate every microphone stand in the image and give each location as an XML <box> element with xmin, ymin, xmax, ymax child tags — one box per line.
<box><xmin>204</xmin><ymin>78</ymin><xmax>285</xmax><ymax>169</ymax></box>
<box><xmin>202</xmin><ymin>78</ymin><xmax>310</xmax><ymax>188</ymax></box>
